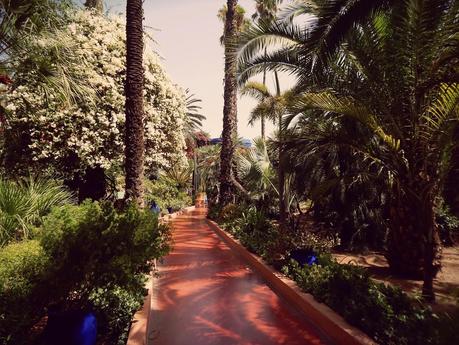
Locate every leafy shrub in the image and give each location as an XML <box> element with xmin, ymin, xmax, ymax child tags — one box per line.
<box><xmin>282</xmin><ymin>255</ymin><xmax>439</xmax><ymax>345</ymax></box>
<box><xmin>145</xmin><ymin>178</ymin><xmax>191</xmax><ymax>213</ymax></box>
<box><xmin>0</xmin><ymin>240</ymin><xmax>51</xmax><ymax>343</ymax></box>
<box><xmin>236</xmin><ymin>207</ymin><xmax>279</xmax><ymax>260</ymax></box>
<box><xmin>89</xmin><ymin>282</ymin><xmax>145</xmax><ymax>345</ymax></box>
<box><xmin>206</xmin><ymin>202</ymin><xmax>221</xmax><ymax>221</ymax></box>
<box><xmin>0</xmin><ymin>201</ymin><xmax>171</xmax><ymax>344</ymax></box>
<box><xmin>0</xmin><ymin>177</ymin><xmax>73</xmax><ymax>246</ymax></box>
<box><xmin>219</xmin><ymin>203</ymin><xmax>242</xmax><ymax>223</ymax></box>
<box><xmin>39</xmin><ymin>201</ymin><xmax>170</xmax><ymax>294</ymax></box>
<box><xmin>213</xmin><ymin>204</ymin><xmax>280</xmax><ymax>261</ymax></box>
<box><xmin>435</xmin><ymin>200</ymin><xmax>459</xmax><ymax>246</ymax></box>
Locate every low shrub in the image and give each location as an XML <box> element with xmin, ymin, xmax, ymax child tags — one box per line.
<box><xmin>89</xmin><ymin>281</ymin><xmax>145</xmax><ymax>345</ymax></box>
<box><xmin>0</xmin><ymin>201</ymin><xmax>171</xmax><ymax>345</ymax></box>
<box><xmin>435</xmin><ymin>200</ymin><xmax>459</xmax><ymax>246</ymax></box>
<box><xmin>0</xmin><ymin>240</ymin><xmax>51</xmax><ymax>343</ymax></box>
<box><xmin>212</xmin><ymin>204</ymin><xmax>280</xmax><ymax>261</ymax></box>
<box><xmin>206</xmin><ymin>202</ymin><xmax>221</xmax><ymax>221</ymax></box>
<box><xmin>282</xmin><ymin>255</ymin><xmax>439</xmax><ymax>345</ymax></box>
<box><xmin>236</xmin><ymin>207</ymin><xmax>279</xmax><ymax>261</ymax></box>
<box><xmin>145</xmin><ymin>178</ymin><xmax>191</xmax><ymax>213</ymax></box>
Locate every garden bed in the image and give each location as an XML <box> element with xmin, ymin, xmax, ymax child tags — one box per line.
<box><xmin>333</xmin><ymin>247</ymin><xmax>459</xmax><ymax>312</ymax></box>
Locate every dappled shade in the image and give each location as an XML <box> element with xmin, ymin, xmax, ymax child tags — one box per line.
<box><xmin>149</xmin><ymin>210</ymin><xmax>328</xmax><ymax>345</ymax></box>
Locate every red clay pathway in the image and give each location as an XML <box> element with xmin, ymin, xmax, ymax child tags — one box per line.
<box><xmin>148</xmin><ymin>210</ymin><xmax>331</xmax><ymax>345</ymax></box>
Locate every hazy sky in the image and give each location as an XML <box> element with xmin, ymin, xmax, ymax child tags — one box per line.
<box><xmin>102</xmin><ymin>0</ymin><xmax>285</xmax><ymax>139</ymax></box>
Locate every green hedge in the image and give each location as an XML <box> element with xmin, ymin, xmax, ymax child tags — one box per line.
<box><xmin>0</xmin><ymin>240</ymin><xmax>51</xmax><ymax>343</ymax></box>
<box><xmin>0</xmin><ymin>201</ymin><xmax>171</xmax><ymax>345</ymax></box>
<box><xmin>282</xmin><ymin>255</ymin><xmax>440</xmax><ymax>345</ymax></box>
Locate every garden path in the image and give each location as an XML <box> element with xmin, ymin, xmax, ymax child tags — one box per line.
<box><xmin>148</xmin><ymin>209</ymin><xmax>330</xmax><ymax>345</ymax></box>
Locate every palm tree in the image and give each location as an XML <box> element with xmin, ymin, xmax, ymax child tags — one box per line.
<box><xmin>124</xmin><ymin>0</ymin><xmax>145</xmax><ymax>206</ymax></box>
<box><xmin>236</xmin><ymin>138</ymin><xmax>277</xmax><ymax>202</ymax></box>
<box><xmin>251</xmin><ymin>0</ymin><xmax>283</xmax><ymax>139</ymax></box>
<box><xmin>217</xmin><ymin>4</ymin><xmax>251</xmax><ymax>45</ymax></box>
<box><xmin>236</xmin><ymin>0</ymin><xmax>459</xmax><ymax>301</ymax></box>
<box><xmin>241</xmin><ymin>75</ymin><xmax>290</xmax><ymax>227</ymax></box>
<box><xmin>219</xmin><ymin>0</ymin><xmax>243</xmax><ymax>206</ymax></box>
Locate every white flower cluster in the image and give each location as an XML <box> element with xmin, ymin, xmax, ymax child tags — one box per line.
<box><xmin>3</xmin><ymin>10</ymin><xmax>187</xmax><ymax>175</ymax></box>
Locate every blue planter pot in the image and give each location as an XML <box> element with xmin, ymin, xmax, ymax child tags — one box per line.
<box><xmin>43</xmin><ymin>310</ymin><xmax>97</xmax><ymax>345</ymax></box>
<box><xmin>290</xmin><ymin>249</ymin><xmax>318</xmax><ymax>266</ymax></box>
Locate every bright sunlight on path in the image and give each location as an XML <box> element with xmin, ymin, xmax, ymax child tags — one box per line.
<box><xmin>148</xmin><ymin>209</ymin><xmax>331</xmax><ymax>345</ymax></box>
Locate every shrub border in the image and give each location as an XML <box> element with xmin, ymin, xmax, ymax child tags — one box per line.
<box><xmin>206</xmin><ymin>218</ymin><xmax>377</xmax><ymax>345</ymax></box>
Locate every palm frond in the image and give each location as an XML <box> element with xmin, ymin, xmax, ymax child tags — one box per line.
<box><xmin>295</xmin><ymin>92</ymin><xmax>400</xmax><ymax>150</ymax></box>
<box><xmin>240</xmin><ymin>81</ymin><xmax>272</xmax><ymax>100</ymax></box>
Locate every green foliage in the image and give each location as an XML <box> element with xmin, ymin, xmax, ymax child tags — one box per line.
<box><xmin>0</xmin><ymin>201</ymin><xmax>171</xmax><ymax>344</ymax></box>
<box><xmin>184</xmin><ymin>89</ymin><xmax>205</xmax><ymax>134</ymax></box>
<box><xmin>0</xmin><ymin>240</ymin><xmax>50</xmax><ymax>340</ymax></box>
<box><xmin>435</xmin><ymin>199</ymin><xmax>459</xmax><ymax>246</ymax></box>
<box><xmin>89</xmin><ymin>282</ymin><xmax>145</xmax><ymax>345</ymax></box>
<box><xmin>0</xmin><ymin>240</ymin><xmax>49</xmax><ymax>298</ymax></box>
<box><xmin>37</xmin><ymin>201</ymin><xmax>171</xmax><ymax>310</ymax></box>
<box><xmin>145</xmin><ymin>178</ymin><xmax>191</xmax><ymax>213</ymax></box>
<box><xmin>282</xmin><ymin>255</ymin><xmax>440</xmax><ymax>345</ymax></box>
<box><xmin>206</xmin><ymin>202</ymin><xmax>221</xmax><ymax>221</ymax></box>
<box><xmin>0</xmin><ymin>177</ymin><xmax>73</xmax><ymax>246</ymax></box>
<box><xmin>236</xmin><ymin>207</ymin><xmax>279</xmax><ymax>260</ymax></box>
<box><xmin>211</xmin><ymin>203</ymin><xmax>279</xmax><ymax>261</ymax></box>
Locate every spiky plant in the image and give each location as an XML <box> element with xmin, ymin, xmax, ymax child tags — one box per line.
<box><xmin>0</xmin><ymin>177</ymin><xmax>73</xmax><ymax>246</ymax></box>
<box><xmin>236</xmin><ymin>138</ymin><xmax>278</xmax><ymax>200</ymax></box>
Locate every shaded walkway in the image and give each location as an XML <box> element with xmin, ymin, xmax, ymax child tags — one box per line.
<box><xmin>148</xmin><ymin>209</ymin><xmax>330</xmax><ymax>345</ymax></box>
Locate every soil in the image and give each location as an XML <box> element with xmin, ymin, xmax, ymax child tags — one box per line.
<box><xmin>333</xmin><ymin>246</ymin><xmax>459</xmax><ymax>312</ymax></box>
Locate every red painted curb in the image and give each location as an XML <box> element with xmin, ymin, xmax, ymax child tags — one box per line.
<box><xmin>206</xmin><ymin>219</ymin><xmax>377</xmax><ymax>345</ymax></box>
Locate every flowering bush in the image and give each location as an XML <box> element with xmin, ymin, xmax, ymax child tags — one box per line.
<box><xmin>2</xmin><ymin>9</ymin><xmax>187</xmax><ymax>177</ymax></box>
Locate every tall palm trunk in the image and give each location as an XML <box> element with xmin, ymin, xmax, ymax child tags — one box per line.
<box><xmin>261</xmin><ymin>71</ymin><xmax>266</xmax><ymax>140</ymax></box>
<box><xmin>274</xmin><ymin>71</ymin><xmax>287</xmax><ymax>228</ymax></box>
<box><xmin>261</xmin><ymin>47</ymin><xmax>267</xmax><ymax>140</ymax></box>
<box><xmin>124</xmin><ymin>0</ymin><xmax>145</xmax><ymax>206</ymax></box>
<box><xmin>387</xmin><ymin>180</ymin><xmax>441</xmax><ymax>301</ymax></box>
<box><xmin>219</xmin><ymin>0</ymin><xmax>239</xmax><ymax>206</ymax></box>
<box><xmin>85</xmin><ymin>0</ymin><xmax>103</xmax><ymax>12</ymax></box>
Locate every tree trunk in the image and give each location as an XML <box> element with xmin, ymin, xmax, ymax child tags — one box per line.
<box><xmin>124</xmin><ymin>0</ymin><xmax>145</xmax><ymax>206</ymax></box>
<box><xmin>219</xmin><ymin>0</ymin><xmax>239</xmax><ymax>207</ymax></box>
<box><xmin>274</xmin><ymin>71</ymin><xmax>287</xmax><ymax>228</ymax></box>
<box><xmin>261</xmin><ymin>48</ymin><xmax>267</xmax><ymax>140</ymax></box>
<box><xmin>85</xmin><ymin>0</ymin><xmax>103</xmax><ymax>12</ymax></box>
<box><xmin>386</xmin><ymin>185</ymin><xmax>441</xmax><ymax>301</ymax></box>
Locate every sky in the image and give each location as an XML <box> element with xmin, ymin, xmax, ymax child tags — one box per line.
<box><xmin>101</xmin><ymin>0</ymin><xmax>286</xmax><ymax>139</ymax></box>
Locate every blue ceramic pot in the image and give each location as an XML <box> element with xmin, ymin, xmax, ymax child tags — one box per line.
<box><xmin>43</xmin><ymin>310</ymin><xmax>97</xmax><ymax>345</ymax></box>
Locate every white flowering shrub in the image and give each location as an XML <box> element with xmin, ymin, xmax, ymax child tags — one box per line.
<box><xmin>2</xmin><ymin>9</ymin><xmax>187</xmax><ymax>177</ymax></box>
